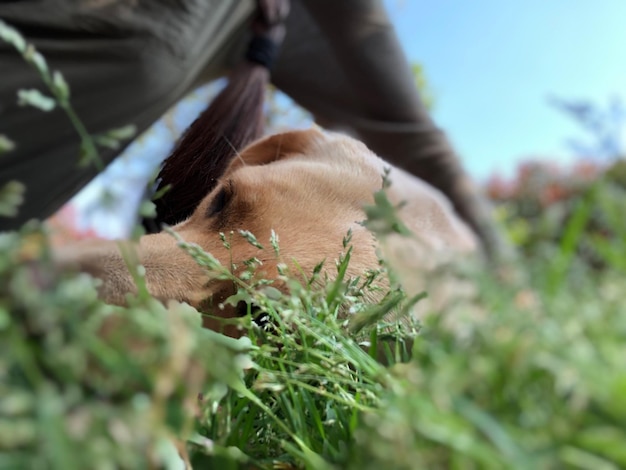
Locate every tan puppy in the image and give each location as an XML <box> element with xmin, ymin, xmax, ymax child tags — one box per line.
<box><xmin>55</xmin><ymin>128</ymin><xmax>477</xmax><ymax>334</ymax></box>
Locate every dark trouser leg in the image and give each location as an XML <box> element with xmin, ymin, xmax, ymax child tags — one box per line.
<box><xmin>1</xmin><ymin>0</ymin><xmax>513</xmax><ymax>262</ymax></box>
<box><xmin>0</xmin><ymin>0</ymin><xmax>253</xmax><ymax>231</ymax></box>
<box><xmin>272</xmin><ymin>0</ymin><xmax>513</xmax><ymax>261</ymax></box>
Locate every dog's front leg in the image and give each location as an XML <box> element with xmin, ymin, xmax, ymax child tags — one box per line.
<box><xmin>54</xmin><ymin>239</ymin><xmax>140</xmax><ymax>305</ymax></box>
<box><xmin>53</xmin><ymin>234</ymin><xmax>210</xmax><ymax>307</ymax></box>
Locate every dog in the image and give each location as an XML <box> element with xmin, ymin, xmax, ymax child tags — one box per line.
<box><xmin>55</xmin><ymin>128</ymin><xmax>478</xmax><ymax>336</ymax></box>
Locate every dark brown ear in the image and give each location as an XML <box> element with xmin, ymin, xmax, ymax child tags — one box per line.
<box><xmin>227</xmin><ymin>128</ymin><xmax>324</xmax><ymax>171</ymax></box>
<box><xmin>148</xmin><ymin>0</ymin><xmax>291</xmax><ymax>230</ymax></box>
<box><xmin>149</xmin><ymin>63</ymin><xmax>269</xmax><ymax>229</ymax></box>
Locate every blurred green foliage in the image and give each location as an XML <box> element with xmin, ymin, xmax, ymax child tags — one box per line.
<box><xmin>0</xmin><ymin>224</ymin><xmax>254</xmax><ymax>469</ymax></box>
<box><xmin>412</xmin><ymin>62</ymin><xmax>435</xmax><ymax>111</ymax></box>
<box><xmin>3</xmin><ymin>181</ymin><xmax>626</xmax><ymax>469</ymax></box>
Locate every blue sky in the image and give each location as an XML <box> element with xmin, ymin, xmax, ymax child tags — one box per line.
<box><xmin>384</xmin><ymin>0</ymin><xmax>626</xmax><ymax>180</ymax></box>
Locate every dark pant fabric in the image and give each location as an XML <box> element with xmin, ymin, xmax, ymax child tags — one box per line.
<box><xmin>0</xmin><ymin>0</ymin><xmax>510</xmax><ymax>259</ymax></box>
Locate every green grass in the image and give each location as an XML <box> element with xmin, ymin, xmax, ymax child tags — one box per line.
<box><xmin>2</xmin><ymin>182</ymin><xmax>626</xmax><ymax>469</ymax></box>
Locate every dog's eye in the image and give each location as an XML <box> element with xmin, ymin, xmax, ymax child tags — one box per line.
<box><xmin>206</xmin><ymin>187</ymin><xmax>230</xmax><ymax>218</ymax></box>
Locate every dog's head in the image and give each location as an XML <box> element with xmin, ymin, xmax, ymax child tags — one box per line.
<box><xmin>56</xmin><ymin>128</ymin><xmax>477</xmax><ymax>335</ymax></box>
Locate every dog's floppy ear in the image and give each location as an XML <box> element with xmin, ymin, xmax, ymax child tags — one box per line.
<box><xmin>149</xmin><ymin>64</ymin><xmax>269</xmax><ymax>229</ymax></box>
<box><xmin>148</xmin><ymin>0</ymin><xmax>291</xmax><ymax>230</ymax></box>
<box><xmin>228</xmin><ymin>127</ymin><xmax>324</xmax><ymax>171</ymax></box>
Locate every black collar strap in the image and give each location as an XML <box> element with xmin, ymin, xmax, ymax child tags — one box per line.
<box><xmin>245</xmin><ymin>0</ymin><xmax>290</xmax><ymax>70</ymax></box>
<box><xmin>246</xmin><ymin>35</ymin><xmax>280</xmax><ymax>69</ymax></box>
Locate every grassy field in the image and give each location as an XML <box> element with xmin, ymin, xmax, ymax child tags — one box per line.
<box><xmin>3</xmin><ymin>175</ymin><xmax>626</xmax><ymax>469</ymax></box>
